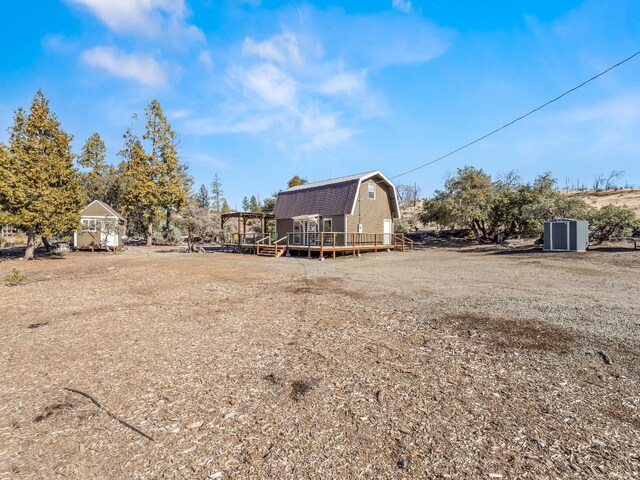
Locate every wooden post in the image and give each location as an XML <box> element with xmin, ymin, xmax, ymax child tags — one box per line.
<box><xmin>320</xmin><ymin>230</ymin><xmax>324</xmax><ymax>258</ymax></box>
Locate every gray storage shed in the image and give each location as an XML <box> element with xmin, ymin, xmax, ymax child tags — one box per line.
<box><xmin>543</xmin><ymin>219</ymin><xmax>589</xmax><ymax>252</ymax></box>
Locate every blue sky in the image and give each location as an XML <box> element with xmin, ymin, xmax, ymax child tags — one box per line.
<box><xmin>1</xmin><ymin>0</ymin><xmax>639</xmax><ymax>208</ymax></box>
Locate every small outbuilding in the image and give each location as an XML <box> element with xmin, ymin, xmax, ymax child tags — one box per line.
<box><xmin>543</xmin><ymin>219</ymin><xmax>589</xmax><ymax>252</ymax></box>
<box><xmin>74</xmin><ymin>200</ymin><xmax>127</xmax><ymax>250</ymax></box>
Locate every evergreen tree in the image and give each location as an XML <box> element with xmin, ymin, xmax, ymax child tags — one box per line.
<box><xmin>143</xmin><ymin>100</ymin><xmax>190</xmax><ymax>231</ymax></box>
<box><xmin>197</xmin><ymin>184</ymin><xmax>210</xmax><ymax>209</ymax></box>
<box><xmin>249</xmin><ymin>195</ymin><xmax>260</xmax><ymax>212</ymax></box>
<box><xmin>221</xmin><ymin>199</ymin><xmax>231</xmax><ymax>213</ymax></box>
<box><xmin>242</xmin><ymin>196</ymin><xmax>251</xmax><ymax>212</ymax></box>
<box><xmin>0</xmin><ymin>91</ymin><xmax>83</xmax><ymax>259</ymax></box>
<box><xmin>120</xmin><ymin>126</ymin><xmax>161</xmax><ymax>247</ymax></box>
<box><xmin>78</xmin><ymin>132</ymin><xmax>109</xmax><ymax>203</ymax></box>
<box><xmin>210</xmin><ymin>172</ymin><xmax>224</xmax><ymax>212</ymax></box>
<box><xmin>261</xmin><ymin>196</ymin><xmax>276</xmax><ymax>214</ymax></box>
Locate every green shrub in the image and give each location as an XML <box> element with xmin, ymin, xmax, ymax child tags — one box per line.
<box><xmin>5</xmin><ymin>268</ymin><xmax>27</xmax><ymax>286</ymax></box>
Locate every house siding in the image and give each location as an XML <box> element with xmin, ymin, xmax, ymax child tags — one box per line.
<box><xmin>81</xmin><ymin>202</ymin><xmax>114</xmax><ymax>217</ymax></box>
<box><xmin>75</xmin><ymin>201</ymin><xmax>126</xmax><ymax>249</ymax></box>
<box><xmin>346</xmin><ymin>178</ymin><xmax>394</xmax><ymax>235</ymax></box>
<box><xmin>276</xmin><ymin>219</ymin><xmax>294</xmax><ymax>239</ymax></box>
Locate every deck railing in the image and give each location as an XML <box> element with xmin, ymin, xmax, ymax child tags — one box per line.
<box><xmin>393</xmin><ymin>233</ymin><xmax>414</xmax><ymax>251</ymax></box>
<box><xmin>286</xmin><ymin>231</ymin><xmax>397</xmax><ymax>247</ymax></box>
<box><xmin>255</xmin><ymin>235</ymin><xmax>270</xmax><ymax>255</ymax></box>
<box><xmin>285</xmin><ymin>231</ymin><xmax>415</xmax><ymax>250</ymax></box>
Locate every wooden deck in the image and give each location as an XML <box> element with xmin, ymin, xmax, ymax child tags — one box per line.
<box><xmin>223</xmin><ymin>232</ymin><xmax>413</xmax><ymax>258</ymax></box>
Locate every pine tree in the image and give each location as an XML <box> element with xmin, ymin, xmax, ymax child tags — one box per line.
<box><xmin>221</xmin><ymin>199</ymin><xmax>231</xmax><ymax>213</ymax></box>
<box><xmin>120</xmin><ymin>126</ymin><xmax>161</xmax><ymax>247</ymax></box>
<box><xmin>197</xmin><ymin>184</ymin><xmax>210</xmax><ymax>209</ymax></box>
<box><xmin>78</xmin><ymin>132</ymin><xmax>110</xmax><ymax>203</ymax></box>
<box><xmin>0</xmin><ymin>91</ymin><xmax>83</xmax><ymax>259</ymax></box>
<box><xmin>143</xmin><ymin>100</ymin><xmax>190</xmax><ymax>232</ymax></box>
<box><xmin>250</xmin><ymin>195</ymin><xmax>260</xmax><ymax>212</ymax></box>
<box><xmin>210</xmin><ymin>172</ymin><xmax>224</xmax><ymax>212</ymax></box>
<box><xmin>242</xmin><ymin>196</ymin><xmax>251</xmax><ymax>212</ymax></box>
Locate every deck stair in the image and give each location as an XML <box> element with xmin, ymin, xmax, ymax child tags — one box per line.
<box><xmin>256</xmin><ymin>236</ymin><xmax>288</xmax><ymax>257</ymax></box>
<box><xmin>256</xmin><ymin>245</ymin><xmax>286</xmax><ymax>257</ymax></box>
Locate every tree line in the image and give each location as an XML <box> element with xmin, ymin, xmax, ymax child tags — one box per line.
<box><xmin>420</xmin><ymin>166</ymin><xmax>639</xmax><ymax>244</ymax></box>
<box><xmin>0</xmin><ymin>91</ymin><xmax>237</xmax><ymax>258</ymax></box>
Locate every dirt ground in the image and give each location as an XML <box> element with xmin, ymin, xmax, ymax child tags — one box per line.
<box><xmin>1</xmin><ymin>245</ymin><xmax>639</xmax><ymax>479</ymax></box>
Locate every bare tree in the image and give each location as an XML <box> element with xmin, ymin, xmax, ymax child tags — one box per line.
<box><xmin>496</xmin><ymin>170</ymin><xmax>522</xmax><ymax>190</ymax></box>
<box><xmin>397</xmin><ymin>184</ymin><xmax>422</xmax><ymax>206</ymax></box>
<box><xmin>592</xmin><ymin>174</ymin><xmax>605</xmax><ymax>191</ymax></box>
<box><xmin>604</xmin><ymin>170</ymin><xmax>624</xmax><ymax>190</ymax></box>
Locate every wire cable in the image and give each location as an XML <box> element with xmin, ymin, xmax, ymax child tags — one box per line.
<box><xmin>390</xmin><ymin>48</ymin><xmax>640</xmax><ymax>180</ymax></box>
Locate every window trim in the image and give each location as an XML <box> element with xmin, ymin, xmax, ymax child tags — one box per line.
<box><xmin>368</xmin><ymin>183</ymin><xmax>376</xmax><ymax>200</ymax></box>
<box><xmin>81</xmin><ymin>218</ymin><xmax>97</xmax><ymax>232</ymax></box>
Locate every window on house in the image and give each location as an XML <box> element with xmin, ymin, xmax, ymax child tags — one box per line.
<box><xmin>81</xmin><ymin>218</ymin><xmax>97</xmax><ymax>232</ymax></box>
<box><xmin>368</xmin><ymin>183</ymin><xmax>376</xmax><ymax>200</ymax></box>
<box><xmin>322</xmin><ymin>218</ymin><xmax>332</xmax><ymax>232</ymax></box>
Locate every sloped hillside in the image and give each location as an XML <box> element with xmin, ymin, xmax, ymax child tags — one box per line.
<box><xmin>567</xmin><ymin>189</ymin><xmax>640</xmax><ymax>216</ymax></box>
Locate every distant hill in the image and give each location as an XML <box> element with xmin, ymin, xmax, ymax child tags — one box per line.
<box><xmin>566</xmin><ymin>189</ymin><xmax>640</xmax><ymax>216</ymax></box>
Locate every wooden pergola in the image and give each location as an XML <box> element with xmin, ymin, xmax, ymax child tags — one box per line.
<box><xmin>221</xmin><ymin>211</ymin><xmax>275</xmax><ymax>235</ymax></box>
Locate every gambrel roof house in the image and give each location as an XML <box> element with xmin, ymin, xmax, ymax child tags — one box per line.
<box><xmin>274</xmin><ymin>171</ymin><xmax>400</xmax><ymax>247</ymax></box>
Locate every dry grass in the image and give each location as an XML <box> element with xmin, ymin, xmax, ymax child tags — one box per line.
<box><xmin>1</xmin><ymin>245</ymin><xmax>639</xmax><ymax>479</ymax></box>
<box><xmin>567</xmin><ymin>188</ymin><xmax>640</xmax><ymax>216</ymax></box>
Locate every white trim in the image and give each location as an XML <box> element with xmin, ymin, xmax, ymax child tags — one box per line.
<box><xmin>349</xmin><ymin>171</ymin><xmax>400</xmax><ymax>218</ymax></box>
<box><xmin>344</xmin><ymin>214</ymin><xmax>348</xmax><ymax>245</ymax></box>
<box><xmin>80</xmin><ymin>215</ymin><xmax>119</xmax><ymax>219</ymax></box>
<box><xmin>383</xmin><ymin>219</ymin><xmax>392</xmax><ymax>245</ymax></box>
<box><xmin>367</xmin><ymin>182</ymin><xmax>376</xmax><ymax>200</ymax></box>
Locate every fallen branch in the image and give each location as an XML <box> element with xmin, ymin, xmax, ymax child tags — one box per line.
<box><xmin>64</xmin><ymin>387</ymin><xmax>154</xmax><ymax>442</ymax></box>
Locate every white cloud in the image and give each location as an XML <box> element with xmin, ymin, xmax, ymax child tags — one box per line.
<box><xmin>186</xmin><ymin>7</ymin><xmax>448</xmax><ymax>153</ymax></box>
<box><xmin>562</xmin><ymin>95</ymin><xmax>640</xmax><ymax>126</ymax></box>
<box><xmin>242</xmin><ymin>32</ymin><xmax>303</xmax><ymax>66</ymax></box>
<box><xmin>198</xmin><ymin>50</ymin><xmax>214</xmax><ymax>69</ymax></box>
<box><xmin>81</xmin><ymin>46</ymin><xmax>167</xmax><ymax>87</ymax></box>
<box><xmin>232</xmin><ymin>63</ymin><xmax>298</xmax><ymax>109</ymax></box>
<box><xmin>392</xmin><ymin>0</ymin><xmax>412</xmax><ymax>13</ymax></box>
<box><xmin>66</xmin><ymin>0</ymin><xmax>203</xmax><ymax>43</ymax></box>
<box><xmin>167</xmin><ymin>109</ymin><xmax>191</xmax><ymax>119</ymax></box>
<box><xmin>299</xmin><ymin>110</ymin><xmax>358</xmax><ymax>151</ymax></box>
<box><xmin>184</xmin><ymin>116</ymin><xmax>276</xmax><ymax>135</ymax></box>
<box><xmin>319</xmin><ymin>72</ymin><xmax>366</xmax><ymax>96</ymax></box>
<box><xmin>184</xmin><ymin>153</ymin><xmax>229</xmax><ymax>169</ymax></box>
<box><xmin>42</xmin><ymin>34</ymin><xmax>78</xmax><ymax>54</ymax></box>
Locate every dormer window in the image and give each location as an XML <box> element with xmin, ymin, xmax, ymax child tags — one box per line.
<box><xmin>368</xmin><ymin>183</ymin><xmax>376</xmax><ymax>200</ymax></box>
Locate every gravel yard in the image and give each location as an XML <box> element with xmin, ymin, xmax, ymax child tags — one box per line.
<box><xmin>1</xmin><ymin>245</ymin><xmax>639</xmax><ymax>479</ymax></box>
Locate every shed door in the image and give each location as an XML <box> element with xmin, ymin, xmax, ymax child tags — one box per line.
<box><xmin>105</xmin><ymin>232</ymin><xmax>118</xmax><ymax>247</ymax></box>
<box><xmin>551</xmin><ymin>222</ymin><xmax>569</xmax><ymax>250</ymax></box>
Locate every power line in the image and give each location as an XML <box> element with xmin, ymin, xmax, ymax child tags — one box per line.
<box><xmin>390</xmin><ymin>48</ymin><xmax>640</xmax><ymax>181</ymax></box>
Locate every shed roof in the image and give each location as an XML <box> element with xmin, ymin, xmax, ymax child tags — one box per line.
<box><xmin>273</xmin><ymin>171</ymin><xmax>400</xmax><ymax>219</ymax></box>
<box><xmin>80</xmin><ymin>200</ymin><xmax>126</xmax><ymax>222</ymax></box>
